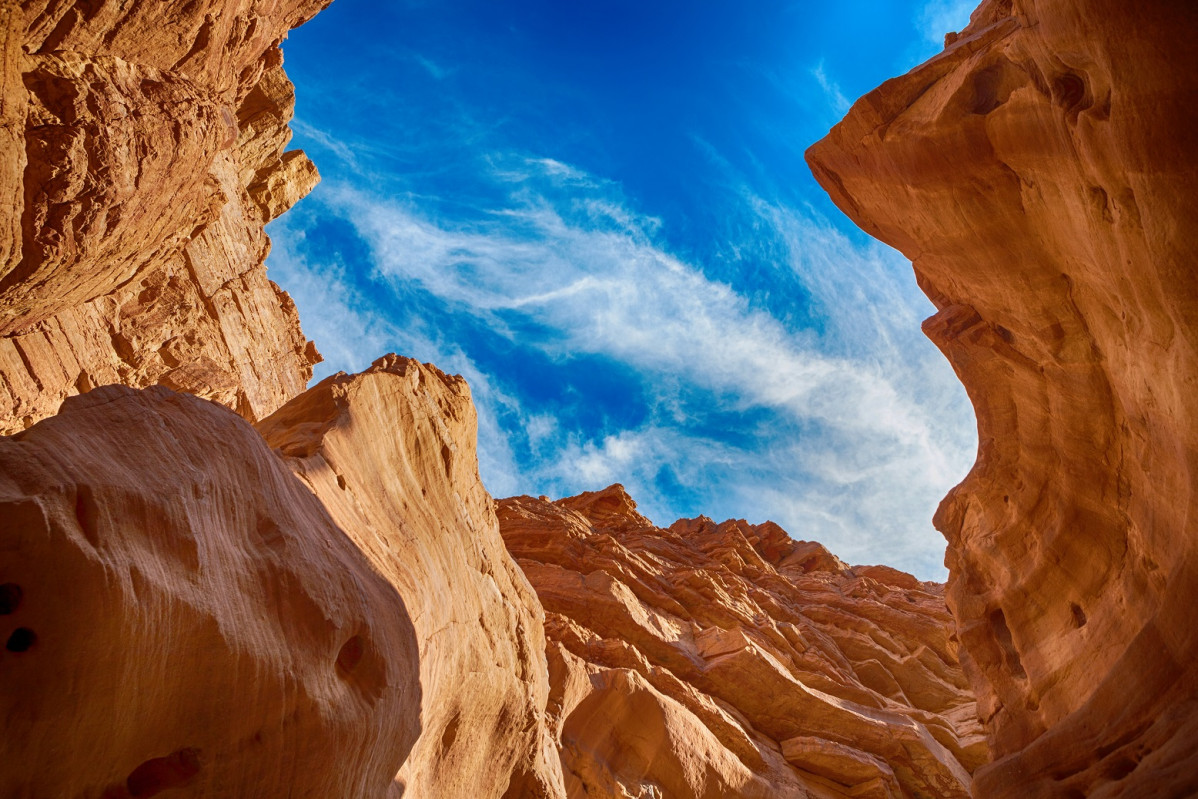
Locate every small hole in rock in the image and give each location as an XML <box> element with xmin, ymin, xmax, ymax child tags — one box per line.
<box><xmin>1104</xmin><ymin>752</ymin><xmax>1139</xmax><ymax>781</ymax></box>
<box><xmin>337</xmin><ymin>635</ymin><xmax>365</xmax><ymax>674</ymax></box>
<box><xmin>337</xmin><ymin>474</ymin><xmax>347</xmax><ymax>490</ymax></box>
<box><xmin>439</xmin><ymin>712</ymin><xmax>461</xmax><ymax>754</ymax></box>
<box><xmin>1070</xmin><ymin>602</ymin><xmax>1087</xmax><ymax>628</ymax></box>
<box><xmin>1053</xmin><ymin>72</ymin><xmax>1087</xmax><ymax>111</ymax></box>
<box><xmin>0</xmin><ymin>583</ymin><xmax>22</xmax><ymax>615</ymax></box>
<box><xmin>6</xmin><ymin>627</ymin><xmax>37</xmax><ymax>652</ymax></box>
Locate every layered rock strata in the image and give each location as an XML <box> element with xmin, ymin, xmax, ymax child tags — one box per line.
<box><xmin>0</xmin><ymin>0</ymin><xmax>325</xmax><ymax>434</ymax></box>
<box><xmin>499</xmin><ymin>486</ymin><xmax>986</xmax><ymax>798</ymax></box>
<box><xmin>807</xmin><ymin>0</ymin><xmax>1198</xmax><ymax>796</ymax></box>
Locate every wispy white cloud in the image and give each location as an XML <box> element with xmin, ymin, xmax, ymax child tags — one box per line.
<box><xmin>413</xmin><ymin>54</ymin><xmax>452</xmax><ymax>80</ymax></box>
<box><xmin>811</xmin><ymin>60</ymin><xmax>851</xmax><ymax>115</ymax></box>
<box><xmin>271</xmin><ymin>153</ymin><xmax>976</xmax><ymax>578</ymax></box>
<box><xmin>917</xmin><ymin>0</ymin><xmax>977</xmax><ymax>48</ymax></box>
<box><xmin>291</xmin><ymin>118</ymin><xmax>364</xmax><ymax>174</ymax></box>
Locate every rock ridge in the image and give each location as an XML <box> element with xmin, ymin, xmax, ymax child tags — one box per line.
<box><xmin>499</xmin><ymin>484</ymin><xmax>985</xmax><ymax>798</ymax></box>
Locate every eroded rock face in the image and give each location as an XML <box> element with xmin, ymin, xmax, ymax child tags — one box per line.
<box><xmin>499</xmin><ymin>485</ymin><xmax>986</xmax><ymax>799</ymax></box>
<box><xmin>807</xmin><ymin>1</ymin><xmax>1198</xmax><ymax>795</ymax></box>
<box><xmin>257</xmin><ymin>355</ymin><xmax>567</xmax><ymax>799</ymax></box>
<box><xmin>0</xmin><ymin>384</ymin><xmax>421</xmax><ymax>799</ymax></box>
<box><xmin>0</xmin><ymin>0</ymin><xmax>325</xmax><ymax>434</ymax></box>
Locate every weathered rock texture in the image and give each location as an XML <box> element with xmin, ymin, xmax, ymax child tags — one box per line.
<box><xmin>1</xmin><ymin>355</ymin><xmax>569</xmax><ymax>799</ymax></box>
<box><xmin>0</xmin><ymin>0</ymin><xmax>325</xmax><ymax>434</ymax></box>
<box><xmin>0</xmin><ymin>383</ymin><xmax>422</xmax><ymax>798</ymax></box>
<box><xmin>499</xmin><ymin>486</ymin><xmax>986</xmax><ymax>798</ymax></box>
<box><xmin>0</xmin><ymin>0</ymin><xmax>1008</xmax><ymax>796</ymax></box>
<box><xmin>807</xmin><ymin>0</ymin><xmax>1198</xmax><ymax>796</ymax></box>
<box><xmin>257</xmin><ymin>355</ymin><xmax>567</xmax><ymax>798</ymax></box>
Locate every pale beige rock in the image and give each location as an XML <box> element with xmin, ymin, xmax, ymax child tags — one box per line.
<box><xmin>807</xmin><ymin>0</ymin><xmax>1198</xmax><ymax>795</ymax></box>
<box><xmin>257</xmin><ymin>355</ymin><xmax>567</xmax><ymax>799</ymax></box>
<box><xmin>500</xmin><ymin>486</ymin><xmax>987</xmax><ymax>798</ymax></box>
<box><xmin>0</xmin><ymin>384</ymin><xmax>421</xmax><ymax>799</ymax></box>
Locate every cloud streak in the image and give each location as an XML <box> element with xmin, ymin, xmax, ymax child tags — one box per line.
<box><xmin>269</xmin><ymin>153</ymin><xmax>975</xmax><ymax>578</ymax></box>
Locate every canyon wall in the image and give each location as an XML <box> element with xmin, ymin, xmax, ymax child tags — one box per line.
<box><xmin>0</xmin><ymin>0</ymin><xmax>325</xmax><ymax>433</ymax></box>
<box><xmin>807</xmin><ymin>0</ymin><xmax>1198</xmax><ymax>796</ymax></box>
<box><xmin>256</xmin><ymin>356</ymin><xmax>567</xmax><ymax>798</ymax></box>
<box><xmin>0</xmin><ymin>0</ymin><xmax>1002</xmax><ymax>797</ymax></box>
<box><xmin>499</xmin><ymin>486</ymin><xmax>985</xmax><ymax>798</ymax></box>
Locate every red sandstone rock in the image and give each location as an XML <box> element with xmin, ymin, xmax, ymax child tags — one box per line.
<box><xmin>0</xmin><ymin>384</ymin><xmax>421</xmax><ymax>798</ymax></box>
<box><xmin>0</xmin><ymin>0</ymin><xmax>1012</xmax><ymax>795</ymax></box>
<box><xmin>499</xmin><ymin>485</ymin><xmax>986</xmax><ymax>798</ymax></box>
<box><xmin>0</xmin><ymin>0</ymin><xmax>326</xmax><ymax>433</ymax></box>
<box><xmin>257</xmin><ymin>355</ymin><xmax>566</xmax><ymax>798</ymax></box>
<box><xmin>807</xmin><ymin>0</ymin><xmax>1198</xmax><ymax>795</ymax></box>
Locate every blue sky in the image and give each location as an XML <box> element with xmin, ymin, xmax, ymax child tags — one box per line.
<box><xmin>268</xmin><ymin>0</ymin><xmax>979</xmax><ymax>579</ymax></box>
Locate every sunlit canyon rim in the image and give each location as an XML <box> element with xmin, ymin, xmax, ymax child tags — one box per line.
<box><xmin>0</xmin><ymin>1</ymin><xmax>1195</xmax><ymax>799</ymax></box>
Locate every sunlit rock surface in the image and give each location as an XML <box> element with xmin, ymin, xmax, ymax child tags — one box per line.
<box><xmin>499</xmin><ymin>485</ymin><xmax>985</xmax><ymax>798</ymax></box>
<box><xmin>807</xmin><ymin>0</ymin><xmax>1198</xmax><ymax>795</ymax></box>
<box><xmin>0</xmin><ymin>384</ymin><xmax>421</xmax><ymax>799</ymax></box>
<box><xmin>0</xmin><ymin>0</ymin><xmax>1017</xmax><ymax>796</ymax></box>
<box><xmin>257</xmin><ymin>355</ymin><xmax>566</xmax><ymax>798</ymax></box>
<box><xmin>0</xmin><ymin>0</ymin><xmax>325</xmax><ymax>434</ymax></box>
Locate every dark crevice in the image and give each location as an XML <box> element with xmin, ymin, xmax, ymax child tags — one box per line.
<box><xmin>0</xmin><ymin>583</ymin><xmax>22</xmax><ymax>615</ymax></box>
<box><xmin>126</xmin><ymin>748</ymin><xmax>202</xmax><ymax>797</ymax></box>
<box><xmin>6</xmin><ymin>627</ymin><xmax>36</xmax><ymax>652</ymax></box>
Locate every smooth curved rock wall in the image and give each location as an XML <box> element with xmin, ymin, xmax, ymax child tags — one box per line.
<box><xmin>0</xmin><ymin>384</ymin><xmax>421</xmax><ymax>798</ymax></box>
<box><xmin>807</xmin><ymin>1</ymin><xmax>1198</xmax><ymax>795</ymax></box>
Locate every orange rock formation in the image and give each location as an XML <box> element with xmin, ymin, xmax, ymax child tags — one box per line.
<box><xmin>0</xmin><ymin>1</ymin><xmax>325</xmax><ymax>434</ymax></box>
<box><xmin>0</xmin><ymin>383</ymin><xmax>422</xmax><ymax>798</ymax></box>
<box><xmin>499</xmin><ymin>486</ymin><xmax>985</xmax><ymax>798</ymax></box>
<box><xmin>257</xmin><ymin>355</ymin><xmax>566</xmax><ymax>798</ymax></box>
<box><xmin>807</xmin><ymin>0</ymin><xmax>1198</xmax><ymax>795</ymax></box>
<box><xmin>20</xmin><ymin>0</ymin><xmax>1194</xmax><ymax>795</ymax></box>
